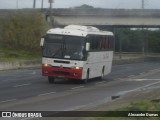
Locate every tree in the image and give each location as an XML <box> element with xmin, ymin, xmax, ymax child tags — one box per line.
<box><xmin>1</xmin><ymin>13</ymin><xmax>49</xmax><ymax>51</ymax></box>
<box><xmin>73</xmin><ymin>4</ymin><xmax>94</xmax><ymax>9</ymax></box>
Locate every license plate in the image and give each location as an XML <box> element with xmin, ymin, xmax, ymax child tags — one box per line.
<box><xmin>57</xmin><ymin>76</ymin><xmax>65</xmax><ymax>78</ymax></box>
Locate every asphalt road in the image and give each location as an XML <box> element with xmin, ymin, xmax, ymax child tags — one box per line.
<box><xmin>0</xmin><ymin>62</ymin><xmax>160</xmax><ymax>113</ymax></box>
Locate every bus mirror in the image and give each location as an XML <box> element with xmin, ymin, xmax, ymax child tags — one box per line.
<box><xmin>40</xmin><ymin>38</ymin><xmax>44</xmax><ymax>47</ymax></box>
<box><xmin>86</xmin><ymin>43</ymin><xmax>90</xmax><ymax>51</ymax></box>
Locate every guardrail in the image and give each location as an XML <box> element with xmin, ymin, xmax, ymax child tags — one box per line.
<box><xmin>0</xmin><ymin>54</ymin><xmax>160</xmax><ymax>71</ymax></box>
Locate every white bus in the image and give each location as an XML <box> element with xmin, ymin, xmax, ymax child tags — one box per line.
<box><xmin>40</xmin><ymin>25</ymin><xmax>114</xmax><ymax>83</ymax></box>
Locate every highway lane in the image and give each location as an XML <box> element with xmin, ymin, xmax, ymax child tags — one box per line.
<box><xmin>0</xmin><ymin>62</ymin><xmax>160</xmax><ymax>111</ymax></box>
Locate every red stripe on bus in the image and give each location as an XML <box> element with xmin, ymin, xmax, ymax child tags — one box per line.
<box><xmin>42</xmin><ymin>66</ymin><xmax>83</xmax><ymax>80</ymax></box>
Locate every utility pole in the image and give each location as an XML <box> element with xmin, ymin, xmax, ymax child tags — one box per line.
<box><xmin>142</xmin><ymin>0</ymin><xmax>144</xmax><ymax>9</ymax></box>
<box><xmin>41</xmin><ymin>0</ymin><xmax>44</xmax><ymax>9</ymax></box>
<box><xmin>33</xmin><ymin>0</ymin><xmax>36</xmax><ymax>8</ymax></box>
<box><xmin>48</xmin><ymin>0</ymin><xmax>54</xmax><ymax>27</ymax></box>
<box><xmin>16</xmin><ymin>0</ymin><xmax>19</xmax><ymax>10</ymax></box>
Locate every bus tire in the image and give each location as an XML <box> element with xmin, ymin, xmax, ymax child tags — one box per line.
<box><xmin>48</xmin><ymin>77</ymin><xmax>55</xmax><ymax>84</ymax></box>
<box><xmin>100</xmin><ymin>67</ymin><xmax>105</xmax><ymax>80</ymax></box>
<box><xmin>83</xmin><ymin>70</ymin><xmax>89</xmax><ymax>83</ymax></box>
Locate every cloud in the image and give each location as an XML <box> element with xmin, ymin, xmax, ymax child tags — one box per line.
<box><xmin>0</xmin><ymin>0</ymin><xmax>159</xmax><ymax>9</ymax></box>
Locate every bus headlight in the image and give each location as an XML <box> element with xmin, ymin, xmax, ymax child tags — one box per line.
<box><xmin>43</xmin><ymin>64</ymin><xmax>52</xmax><ymax>67</ymax></box>
<box><xmin>72</xmin><ymin>66</ymin><xmax>82</xmax><ymax>70</ymax></box>
<box><xmin>75</xmin><ymin>66</ymin><xmax>80</xmax><ymax>70</ymax></box>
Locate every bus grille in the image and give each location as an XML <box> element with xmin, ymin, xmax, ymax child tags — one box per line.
<box><xmin>53</xmin><ymin>71</ymin><xmax>70</xmax><ymax>76</ymax></box>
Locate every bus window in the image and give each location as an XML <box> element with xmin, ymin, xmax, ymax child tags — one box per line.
<box><xmin>98</xmin><ymin>36</ymin><xmax>103</xmax><ymax>50</ymax></box>
<box><xmin>106</xmin><ymin>36</ymin><xmax>114</xmax><ymax>50</ymax></box>
<box><xmin>90</xmin><ymin>35</ymin><xmax>98</xmax><ymax>50</ymax></box>
<box><xmin>106</xmin><ymin>36</ymin><xmax>109</xmax><ymax>49</ymax></box>
<box><xmin>102</xmin><ymin>36</ymin><xmax>106</xmax><ymax>50</ymax></box>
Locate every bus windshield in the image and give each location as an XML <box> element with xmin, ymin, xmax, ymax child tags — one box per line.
<box><xmin>43</xmin><ymin>34</ymin><xmax>85</xmax><ymax>60</ymax></box>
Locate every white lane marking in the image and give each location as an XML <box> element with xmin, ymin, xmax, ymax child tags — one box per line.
<box><xmin>149</xmin><ymin>69</ymin><xmax>160</xmax><ymax>72</ymax></box>
<box><xmin>29</xmin><ymin>71</ymin><xmax>36</xmax><ymax>75</ymax></box>
<box><xmin>13</xmin><ymin>83</ymin><xmax>31</xmax><ymax>88</ymax></box>
<box><xmin>0</xmin><ymin>99</ymin><xmax>17</xmax><ymax>103</ymax></box>
<box><xmin>117</xmin><ymin>78</ymin><xmax>123</xmax><ymax>80</ymax></box>
<box><xmin>132</xmin><ymin>79</ymin><xmax>160</xmax><ymax>81</ymax></box>
<box><xmin>145</xmin><ymin>86</ymin><xmax>160</xmax><ymax>90</ymax></box>
<box><xmin>119</xmin><ymin>80</ymin><xmax>160</xmax><ymax>94</ymax></box>
<box><xmin>38</xmin><ymin>92</ymin><xmax>56</xmax><ymax>96</ymax></box>
<box><xmin>128</xmin><ymin>75</ymin><xmax>135</xmax><ymax>78</ymax></box>
<box><xmin>141</xmin><ymin>80</ymin><xmax>160</xmax><ymax>88</ymax></box>
<box><xmin>95</xmin><ymin>81</ymin><xmax>106</xmax><ymax>85</ymax></box>
<box><xmin>140</xmin><ymin>72</ymin><xmax>146</xmax><ymax>75</ymax></box>
<box><xmin>134</xmin><ymin>79</ymin><xmax>147</xmax><ymax>81</ymax></box>
<box><xmin>71</xmin><ymin>86</ymin><xmax>84</xmax><ymax>90</ymax></box>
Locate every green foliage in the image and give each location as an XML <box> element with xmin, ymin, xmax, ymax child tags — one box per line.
<box><xmin>94</xmin><ymin>99</ymin><xmax>160</xmax><ymax>120</ymax></box>
<box><xmin>121</xmin><ymin>101</ymin><xmax>157</xmax><ymax>111</ymax></box>
<box><xmin>1</xmin><ymin>13</ymin><xmax>49</xmax><ymax>51</ymax></box>
<box><xmin>148</xmin><ymin>30</ymin><xmax>160</xmax><ymax>53</ymax></box>
<box><xmin>74</xmin><ymin>4</ymin><xmax>94</xmax><ymax>9</ymax></box>
<box><xmin>115</xmin><ymin>28</ymin><xmax>160</xmax><ymax>53</ymax></box>
<box><xmin>0</xmin><ymin>47</ymin><xmax>41</xmax><ymax>62</ymax></box>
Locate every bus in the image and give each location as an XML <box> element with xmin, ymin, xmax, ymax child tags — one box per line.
<box><xmin>40</xmin><ymin>25</ymin><xmax>114</xmax><ymax>83</ymax></box>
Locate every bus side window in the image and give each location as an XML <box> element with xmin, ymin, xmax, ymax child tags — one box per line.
<box><xmin>91</xmin><ymin>35</ymin><xmax>98</xmax><ymax>51</ymax></box>
<box><xmin>87</xmin><ymin>35</ymin><xmax>92</xmax><ymax>51</ymax></box>
<box><xmin>102</xmin><ymin>36</ymin><xmax>106</xmax><ymax>50</ymax></box>
<box><xmin>107</xmin><ymin>36</ymin><xmax>114</xmax><ymax>50</ymax></box>
<box><xmin>98</xmin><ymin>36</ymin><xmax>103</xmax><ymax>50</ymax></box>
<box><xmin>106</xmin><ymin>36</ymin><xmax>109</xmax><ymax>50</ymax></box>
<box><xmin>110</xmin><ymin>36</ymin><xmax>114</xmax><ymax>50</ymax></box>
<box><xmin>109</xmin><ymin>36</ymin><xmax>111</xmax><ymax>49</ymax></box>
<box><xmin>90</xmin><ymin>36</ymin><xmax>94</xmax><ymax>50</ymax></box>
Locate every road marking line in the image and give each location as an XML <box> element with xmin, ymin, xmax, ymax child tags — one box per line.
<box><xmin>123</xmin><ymin>80</ymin><xmax>160</xmax><ymax>94</ymax></box>
<box><xmin>118</xmin><ymin>78</ymin><xmax>125</xmax><ymax>80</ymax></box>
<box><xmin>142</xmin><ymin>81</ymin><xmax>160</xmax><ymax>88</ymax></box>
<box><xmin>145</xmin><ymin>86</ymin><xmax>160</xmax><ymax>90</ymax></box>
<box><xmin>71</xmin><ymin>86</ymin><xmax>84</xmax><ymax>90</ymax></box>
<box><xmin>29</xmin><ymin>71</ymin><xmax>36</xmax><ymax>75</ymax></box>
<box><xmin>149</xmin><ymin>69</ymin><xmax>160</xmax><ymax>72</ymax></box>
<box><xmin>132</xmin><ymin>79</ymin><xmax>160</xmax><ymax>81</ymax></box>
<box><xmin>13</xmin><ymin>83</ymin><xmax>31</xmax><ymax>88</ymax></box>
<box><xmin>38</xmin><ymin>92</ymin><xmax>56</xmax><ymax>96</ymax></box>
<box><xmin>0</xmin><ymin>99</ymin><xmax>17</xmax><ymax>103</ymax></box>
<box><xmin>140</xmin><ymin>72</ymin><xmax>146</xmax><ymax>75</ymax></box>
<box><xmin>134</xmin><ymin>79</ymin><xmax>147</xmax><ymax>81</ymax></box>
<box><xmin>95</xmin><ymin>81</ymin><xmax>106</xmax><ymax>85</ymax></box>
<box><xmin>128</xmin><ymin>75</ymin><xmax>135</xmax><ymax>78</ymax></box>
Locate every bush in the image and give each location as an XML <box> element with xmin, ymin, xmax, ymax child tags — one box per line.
<box><xmin>1</xmin><ymin>13</ymin><xmax>49</xmax><ymax>51</ymax></box>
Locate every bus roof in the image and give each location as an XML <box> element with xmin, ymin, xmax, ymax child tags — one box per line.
<box><xmin>47</xmin><ymin>25</ymin><xmax>114</xmax><ymax>37</ymax></box>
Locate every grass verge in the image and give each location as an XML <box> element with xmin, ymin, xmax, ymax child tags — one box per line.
<box><xmin>94</xmin><ymin>98</ymin><xmax>160</xmax><ymax>120</ymax></box>
<box><xmin>0</xmin><ymin>47</ymin><xmax>41</xmax><ymax>62</ymax></box>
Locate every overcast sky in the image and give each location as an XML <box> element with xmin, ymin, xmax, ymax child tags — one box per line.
<box><xmin>0</xmin><ymin>0</ymin><xmax>159</xmax><ymax>9</ymax></box>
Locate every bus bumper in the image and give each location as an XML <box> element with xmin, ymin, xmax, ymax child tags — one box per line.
<box><xmin>42</xmin><ymin>66</ymin><xmax>83</xmax><ymax>80</ymax></box>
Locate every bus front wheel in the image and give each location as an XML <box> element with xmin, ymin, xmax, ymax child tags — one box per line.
<box><xmin>48</xmin><ymin>77</ymin><xmax>55</xmax><ymax>84</ymax></box>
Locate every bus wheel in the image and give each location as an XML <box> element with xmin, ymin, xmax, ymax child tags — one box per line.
<box><xmin>48</xmin><ymin>77</ymin><xmax>55</xmax><ymax>84</ymax></box>
<box><xmin>83</xmin><ymin>71</ymin><xmax>89</xmax><ymax>83</ymax></box>
<box><xmin>100</xmin><ymin>68</ymin><xmax>104</xmax><ymax>80</ymax></box>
